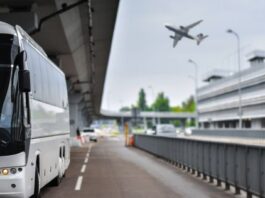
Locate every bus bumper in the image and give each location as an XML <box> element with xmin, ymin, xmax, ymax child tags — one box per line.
<box><xmin>0</xmin><ymin>169</ymin><xmax>27</xmax><ymax>198</ymax></box>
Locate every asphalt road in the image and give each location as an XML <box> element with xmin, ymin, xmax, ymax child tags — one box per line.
<box><xmin>41</xmin><ymin>136</ymin><xmax>240</xmax><ymax>198</ymax></box>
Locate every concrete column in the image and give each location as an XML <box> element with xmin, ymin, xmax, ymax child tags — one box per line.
<box><xmin>152</xmin><ymin>117</ymin><xmax>156</xmax><ymax>126</ymax></box>
<box><xmin>78</xmin><ymin>102</ymin><xmax>87</xmax><ymax>128</ymax></box>
<box><xmin>157</xmin><ymin>117</ymin><xmax>161</xmax><ymax>124</ymax></box>
<box><xmin>143</xmin><ymin>117</ymin><xmax>147</xmax><ymax>131</ymax></box>
<box><xmin>69</xmin><ymin>93</ymin><xmax>89</xmax><ymax>137</ymax></box>
<box><xmin>120</xmin><ymin>117</ymin><xmax>124</xmax><ymax>133</ymax></box>
<box><xmin>180</xmin><ymin>119</ymin><xmax>186</xmax><ymax>130</ymax></box>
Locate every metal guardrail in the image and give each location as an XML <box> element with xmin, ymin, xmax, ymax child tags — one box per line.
<box><xmin>134</xmin><ymin>134</ymin><xmax>265</xmax><ymax>198</ymax></box>
<box><xmin>192</xmin><ymin>129</ymin><xmax>265</xmax><ymax>139</ymax></box>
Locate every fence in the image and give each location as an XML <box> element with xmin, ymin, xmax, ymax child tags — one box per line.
<box><xmin>134</xmin><ymin>134</ymin><xmax>265</xmax><ymax>198</ymax></box>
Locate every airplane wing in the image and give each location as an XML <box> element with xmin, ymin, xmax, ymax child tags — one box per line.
<box><xmin>172</xmin><ymin>33</ymin><xmax>182</xmax><ymax>47</ymax></box>
<box><xmin>185</xmin><ymin>20</ymin><xmax>203</xmax><ymax>30</ymax></box>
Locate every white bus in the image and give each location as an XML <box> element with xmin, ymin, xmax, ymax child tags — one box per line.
<box><xmin>0</xmin><ymin>21</ymin><xmax>70</xmax><ymax>198</ymax></box>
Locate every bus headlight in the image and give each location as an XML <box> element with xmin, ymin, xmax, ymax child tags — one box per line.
<box><xmin>2</xmin><ymin>169</ymin><xmax>9</xmax><ymax>175</ymax></box>
<box><xmin>10</xmin><ymin>168</ymin><xmax>17</xmax><ymax>174</ymax></box>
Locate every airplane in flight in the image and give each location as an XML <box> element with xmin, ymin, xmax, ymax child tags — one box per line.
<box><xmin>165</xmin><ymin>20</ymin><xmax>208</xmax><ymax>47</ymax></box>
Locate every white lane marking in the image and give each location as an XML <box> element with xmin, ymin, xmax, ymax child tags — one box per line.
<box><xmin>75</xmin><ymin>176</ymin><xmax>83</xmax><ymax>191</ymax></box>
<box><xmin>86</xmin><ymin>153</ymin><xmax>90</xmax><ymax>157</ymax></box>
<box><xmin>80</xmin><ymin>165</ymin><xmax>87</xmax><ymax>173</ymax></box>
<box><xmin>84</xmin><ymin>157</ymin><xmax>89</xmax><ymax>163</ymax></box>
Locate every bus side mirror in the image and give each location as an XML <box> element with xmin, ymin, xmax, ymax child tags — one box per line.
<box><xmin>15</xmin><ymin>51</ymin><xmax>30</xmax><ymax>92</ymax></box>
<box><xmin>19</xmin><ymin>70</ymin><xmax>31</xmax><ymax>93</ymax></box>
<box><xmin>15</xmin><ymin>51</ymin><xmax>27</xmax><ymax>70</ymax></box>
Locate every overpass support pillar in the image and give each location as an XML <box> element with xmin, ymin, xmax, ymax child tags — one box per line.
<box><xmin>152</xmin><ymin>117</ymin><xmax>156</xmax><ymax>126</ymax></box>
<box><xmin>180</xmin><ymin>119</ymin><xmax>186</xmax><ymax>130</ymax></box>
<box><xmin>143</xmin><ymin>117</ymin><xmax>147</xmax><ymax>131</ymax></box>
<box><xmin>119</xmin><ymin>117</ymin><xmax>125</xmax><ymax>133</ymax></box>
<box><xmin>69</xmin><ymin>93</ymin><xmax>89</xmax><ymax>137</ymax></box>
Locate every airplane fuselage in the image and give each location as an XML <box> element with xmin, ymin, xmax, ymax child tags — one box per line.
<box><xmin>164</xmin><ymin>20</ymin><xmax>207</xmax><ymax>47</ymax></box>
<box><xmin>165</xmin><ymin>25</ymin><xmax>194</xmax><ymax>40</ymax></box>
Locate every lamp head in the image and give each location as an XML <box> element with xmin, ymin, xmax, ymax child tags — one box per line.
<box><xmin>227</xmin><ymin>29</ymin><xmax>233</xmax><ymax>33</ymax></box>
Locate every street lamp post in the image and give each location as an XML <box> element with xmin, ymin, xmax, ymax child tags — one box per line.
<box><xmin>227</xmin><ymin>29</ymin><xmax>242</xmax><ymax>129</ymax></box>
<box><xmin>188</xmin><ymin>59</ymin><xmax>199</xmax><ymax>128</ymax></box>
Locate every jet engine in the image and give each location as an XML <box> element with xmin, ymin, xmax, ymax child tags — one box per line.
<box><xmin>179</xmin><ymin>26</ymin><xmax>185</xmax><ymax>30</ymax></box>
<box><xmin>196</xmin><ymin>33</ymin><xmax>208</xmax><ymax>45</ymax></box>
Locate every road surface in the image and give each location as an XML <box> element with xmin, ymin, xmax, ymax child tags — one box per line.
<box><xmin>41</xmin><ymin>136</ymin><xmax>239</xmax><ymax>198</ymax></box>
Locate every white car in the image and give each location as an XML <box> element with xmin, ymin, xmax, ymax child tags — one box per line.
<box><xmin>153</xmin><ymin>124</ymin><xmax>177</xmax><ymax>137</ymax></box>
<box><xmin>82</xmin><ymin>128</ymin><xmax>98</xmax><ymax>142</ymax></box>
<box><xmin>145</xmin><ymin>128</ymin><xmax>156</xmax><ymax>135</ymax></box>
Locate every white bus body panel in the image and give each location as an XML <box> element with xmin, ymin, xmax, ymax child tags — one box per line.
<box><xmin>0</xmin><ymin>22</ymin><xmax>70</xmax><ymax>198</ymax></box>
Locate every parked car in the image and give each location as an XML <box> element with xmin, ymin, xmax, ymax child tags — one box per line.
<box><xmin>153</xmin><ymin>124</ymin><xmax>177</xmax><ymax>137</ymax></box>
<box><xmin>82</xmin><ymin>128</ymin><xmax>98</xmax><ymax>142</ymax></box>
<box><xmin>145</xmin><ymin>128</ymin><xmax>156</xmax><ymax>135</ymax></box>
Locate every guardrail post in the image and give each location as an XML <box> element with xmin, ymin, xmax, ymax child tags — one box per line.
<box><xmin>202</xmin><ymin>143</ymin><xmax>207</xmax><ymax>180</ymax></box>
<box><xmin>225</xmin><ymin>183</ymin><xmax>230</xmax><ymax>191</ymax></box>
<box><xmin>235</xmin><ymin>187</ymin><xmax>240</xmax><ymax>195</ymax></box>
<box><xmin>224</xmin><ymin>145</ymin><xmax>230</xmax><ymax>191</ymax></box>
<box><xmin>260</xmin><ymin>149</ymin><xmax>265</xmax><ymax>198</ymax></box>
<box><xmin>217</xmin><ymin>179</ymin><xmax>222</xmax><ymax>187</ymax></box>
<box><xmin>247</xmin><ymin>192</ymin><xmax>252</xmax><ymax>198</ymax></box>
<box><xmin>208</xmin><ymin>143</ymin><xmax>213</xmax><ymax>183</ymax></box>
<box><xmin>216</xmin><ymin>144</ymin><xmax>221</xmax><ymax>187</ymax></box>
<box><xmin>246</xmin><ymin>147</ymin><xmax>252</xmax><ymax>198</ymax></box>
<box><xmin>197</xmin><ymin>171</ymin><xmax>201</xmax><ymax>178</ymax></box>
<box><xmin>234</xmin><ymin>146</ymin><xmax>240</xmax><ymax>195</ymax></box>
<box><xmin>259</xmin><ymin>148</ymin><xmax>263</xmax><ymax>197</ymax></box>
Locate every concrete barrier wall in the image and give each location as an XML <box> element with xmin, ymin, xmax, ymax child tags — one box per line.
<box><xmin>192</xmin><ymin>129</ymin><xmax>265</xmax><ymax>139</ymax></box>
<box><xmin>134</xmin><ymin>134</ymin><xmax>265</xmax><ymax>198</ymax></box>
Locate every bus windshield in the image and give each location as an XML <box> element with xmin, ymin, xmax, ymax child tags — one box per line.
<box><xmin>0</xmin><ymin>34</ymin><xmax>20</xmax><ymax>155</ymax></box>
<box><xmin>0</xmin><ymin>67</ymin><xmax>12</xmax><ymax>129</ymax></box>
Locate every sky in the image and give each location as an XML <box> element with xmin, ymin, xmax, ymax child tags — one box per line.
<box><xmin>101</xmin><ymin>0</ymin><xmax>265</xmax><ymax>111</ymax></box>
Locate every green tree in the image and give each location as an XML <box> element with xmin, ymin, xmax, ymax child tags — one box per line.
<box><xmin>137</xmin><ymin>88</ymin><xmax>148</xmax><ymax>111</ymax></box>
<box><xmin>152</xmin><ymin>92</ymin><xmax>170</xmax><ymax>112</ymax></box>
<box><xmin>170</xmin><ymin>106</ymin><xmax>182</xmax><ymax>112</ymax></box>
<box><xmin>181</xmin><ymin>96</ymin><xmax>195</xmax><ymax>112</ymax></box>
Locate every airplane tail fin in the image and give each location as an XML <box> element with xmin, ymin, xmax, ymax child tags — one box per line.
<box><xmin>196</xmin><ymin>33</ymin><xmax>208</xmax><ymax>45</ymax></box>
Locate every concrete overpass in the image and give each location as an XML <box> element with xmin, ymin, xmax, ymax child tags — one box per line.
<box><xmin>101</xmin><ymin>109</ymin><xmax>196</xmax><ymax>127</ymax></box>
<box><xmin>0</xmin><ymin>0</ymin><xmax>119</xmax><ymax>135</ymax></box>
<box><xmin>101</xmin><ymin>109</ymin><xmax>196</xmax><ymax>119</ymax></box>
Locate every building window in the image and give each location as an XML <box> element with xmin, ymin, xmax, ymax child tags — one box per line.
<box><xmin>244</xmin><ymin>120</ymin><xmax>251</xmax><ymax>128</ymax></box>
<box><xmin>262</xmin><ymin>119</ymin><xmax>265</xmax><ymax>128</ymax></box>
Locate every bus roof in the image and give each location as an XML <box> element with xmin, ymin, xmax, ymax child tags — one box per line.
<box><xmin>0</xmin><ymin>21</ymin><xmax>17</xmax><ymax>35</ymax></box>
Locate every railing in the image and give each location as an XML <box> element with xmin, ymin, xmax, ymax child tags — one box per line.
<box><xmin>134</xmin><ymin>134</ymin><xmax>265</xmax><ymax>198</ymax></box>
<box><xmin>192</xmin><ymin>129</ymin><xmax>265</xmax><ymax>139</ymax></box>
<box><xmin>198</xmin><ymin>65</ymin><xmax>265</xmax><ymax>100</ymax></box>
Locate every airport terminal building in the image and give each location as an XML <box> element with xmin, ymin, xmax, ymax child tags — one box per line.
<box><xmin>198</xmin><ymin>50</ymin><xmax>265</xmax><ymax>129</ymax></box>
